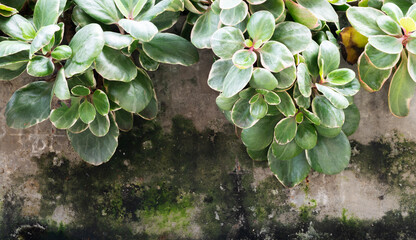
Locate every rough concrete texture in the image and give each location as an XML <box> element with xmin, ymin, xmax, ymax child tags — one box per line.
<box><xmin>0</xmin><ymin>51</ymin><xmax>416</xmax><ymax>239</ymax></box>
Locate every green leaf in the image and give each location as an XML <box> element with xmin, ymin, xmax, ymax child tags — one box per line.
<box><xmin>408</xmin><ymin>52</ymin><xmax>416</xmax><ymax>82</ymax></box>
<box><xmin>0</xmin><ymin>14</ymin><xmax>37</xmax><ymax>41</ymax></box>
<box><xmin>0</xmin><ymin>62</ymin><xmax>27</xmax><ymax>81</ymax></box>
<box><xmin>119</xmin><ymin>19</ymin><xmax>158</xmax><ymax>42</ymax></box>
<box><xmin>208</xmin><ymin>59</ymin><xmax>233</xmax><ymax>91</ymax></box>
<box><xmin>285</xmin><ymin>0</ymin><xmax>320</xmax><ymax>29</ymax></box>
<box><xmin>143</xmin><ymin>33</ymin><xmax>199</xmax><ymax>66</ymax></box>
<box><xmin>219</xmin><ymin>0</ymin><xmax>242</xmax><ymax>9</ymax></box>
<box><xmin>342</xmin><ymin>103</ymin><xmax>360</xmax><ymax>136</ymax></box>
<box><xmin>382</xmin><ymin>2</ymin><xmax>404</xmax><ymax>23</ymax></box>
<box><xmin>295</xmin><ymin>123</ymin><xmax>317</xmax><ymax>150</ymax></box>
<box><xmin>71</xmin><ymin>6</ymin><xmax>112</xmax><ymax>30</ymax></box>
<box><xmin>297</xmin><ymin>0</ymin><xmax>338</xmax><ymax>22</ymax></box>
<box><xmin>53</xmin><ymin>68</ymin><xmax>70</xmax><ymax>100</ymax></box>
<box><xmin>0</xmin><ymin>4</ymin><xmax>18</xmax><ymax>17</ymax></box>
<box><xmin>326</xmin><ymin>68</ymin><xmax>355</xmax><ymax>85</ymax></box>
<box><xmin>65</xmin><ymin>24</ymin><xmax>105</xmax><ymax>78</ymax></box>
<box><xmin>138</xmin><ymin>0</ymin><xmax>184</xmax><ymax>21</ymax></box>
<box><xmin>247</xmin><ymin>148</ymin><xmax>268</xmax><ymax>162</ymax></box>
<box><xmin>358</xmin><ymin>53</ymin><xmax>392</xmax><ymax>92</ymax></box>
<box><xmin>30</xmin><ymin>25</ymin><xmax>60</xmax><ymax>57</ymax></box>
<box><xmin>71</xmin><ymin>85</ymin><xmax>90</xmax><ymax>97</ymax></box>
<box><xmin>139</xmin><ymin>50</ymin><xmax>160</xmax><ymax>71</ymax></box>
<box><xmin>210</xmin><ymin>27</ymin><xmax>245</xmax><ymax>59</ymax></box>
<box><xmin>368</xmin><ymin>35</ymin><xmax>403</xmax><ymax>54</ymax></box>
<box><xmin>302</xmin><ymin>41</ymin><xmax>320</xmax><ymax>78</ymax></box>
<box><xmin>216</xmin><ymin>94</ymin><xmax>239</xmax><ymax>111</ymax></box>
<box><xmin>260</xmin><ymin>41</ymin><xmax>294</xmax><ymax>73</ymax></box>
<box><xmin>327</xmin><ymin>78</ymin><xmax>361</xmax><ymax>96</ymax></box>
<box><xmin>312</xmin><ymin>95</ymin><xmax>345</xmax><ymax>128</ymax></box>
<box><xmin>232</xmin><ymin>49</ymin><xmax>256</xmax><ymax>69</ymax></box>
<box><xmin>220</xmin><ymin>1</ymin><xmax>248</xmax><ymax>26</ymax></box>
<box><xmin>297</xmin><ymin>63</ymin><xmax>312</xmax><ymax>97</ymax></box>
<box><xmin>114</xmin><ymin>0</ymin><xmax>147</xmax><ymax>18</ymax></box>
<box><xmin>115</xmin><ymin>109</ymin><xmax>133</xmax><ymax>131</ymax></box>
<box><xmin>95</xmin><ymin>46</ymin><xmax>137</xmax><ymax>82</ymax></box>
<box><xmin>249</xmin><ymin>0</ymin><xmax>285</xmax><ymax>21</ymax></box>
<box><xmin>365</xmin><ymin>43</ymin><xmax>400</xmax><ymax>69</ymax></box>
<box><xmin>27</xmin><ymin>55</ymin><xmax>54</xmax><ymax>77</ymax></box>
<box><xmin>250</xmin><ymin>96</ymin><xmax>268</xmax><ymax>119</ymax></box>
<box><xmin>376</xmin><ymin>15</ymin><xmax>403</xmax><ymax>36</ymax></box>
<box><xmin>79</xmin><ymin>100</ymin><xmax>96</xmax><ymax>124</ymax></box>
<box><xmin>138</xmin><ymin>93</ymin><xmax>158</xmax><ymax>120</ymax></box>
<box><xmin>222</xmin><ymin>65</ymin><xmax>253</xmax><ymax>97</ymax></box>
<box><xmin>247</xmin><ymin>11</ymin><xmax>275</xmax><ymax>42</ymax></box>
<box><xmin>270</xmin><ymin>140</ymin><xmax>303</xmax><ymax>161</ymax></box>
<box><xmin>316</xmin><ymin>84</ymin><xmax>349</xmax><ymax>109</ymax></box>
<box><xmin>249</xmin><ymin>68</ymin><xmax>278</xmax><ymax>90</ymax></box>
<box><xmin>241</xmin><ymin>115</ymin><xmax>281</xmax><ymax>151</ymax></box>
<box><xmin>5</xmin><ymin>81</ymin><xmax>53</xmax><ymax>129</ymax></box>
<box><xmin>293</xmin><ymin>83</ymin><xmax>310</xmax><ymax>109</ymax></box>
<box><xmin>346</xmin><ymin>7</ymin><xmax>385</xmax><ymax>37</ymax></box>
<box><xmin>315</xmin><ymin>124</ymin><xmax>342</xmax><ymax>138</ymax></box>
<box><xmin>388</xmin><ymin>52</ymin><xmax>416</xmax><ymax>117</ymax></box>
<box><xmin>33</xmin><ymin>0</ymin><xmax>65</xmax><ymax>29</ymax></box>
<box><xmin>68</xmin><ymin>118</ymin><xmax>88</xmax><ymax>133</ymax></box>
<box><xmin>93</xmin><ymin>89</ymin><xmax>110</xmax><ymax>116</ymax></box>
<box><xmin>407</xmin><ymin>38</ymin><xmax>416</xmax><ymax>55</ymax></box>
<box><xmin>0</xmin><ymin>51</ymin><xmax>29</xmax><ymax>68</ymax></box>
<box><xmin>300</xmin><ymin>108</ymin><xmax>321</xmax><ymax>125</ymax></box>
<box><xmin>0</xmin><ymin>0</ymin><xmax>26</xmax><ymax>11</ymax></box>
<box><xmin>51</xmin><ymin>45</ymin><xmax>72</xmax><ymax>61</ymax></box>
<box><xmin>89</xmin><ymin>114</ymin><xmax>110</xmax><ymax>137</ymax></box>
<box><xmin>104</xmin><ymin>32</ymin><xmax>133</xmax><ymax>50</ymax></box>
<box><xmin>190</xmin><ymin>9</ymin><xmax>221</xmax><ymax>49</ymax></box>
<box><xmin>318</xmin><ymin>40</ymin><xmax>340</xmax><ymax>77</ymax></box>
<box><xmin>276</xmin><ymin>91</ymin><xmax>296</xmax><ymax>117</ymax></box>
<box><xmin>272</xmin><ymin>21</ymin><xmax>312</xmax><ymax>54</ymax></box>
<box><xmin>50</xmin><ymin>99</ymin><xmax>80</xmax><ymax>129</ymax></box>
<box><xmin>231</xmin><ymin>97</ymin><xmax>259</xmax><ymax>129</ymax></box>
<box><xmin>107</xmin><ymin>69</ymin><xmax>154</xmax><ymax>113</ymax></box>
<box><xmin>264</xmin><ymin>91</ymin><xmax>281</xmax><ymax>105</ymax></box>
<box><xmin>274</xmin><ymin>117</ymin><xmax>297</xmax><ymax>145</ymax></box>
<box><xmin>73</xmin><ymin>0</ymin><xmax>123</xmax><ymax>24</ymax></box>
<box><xmin>306</xmin><ymin>131</ymin><xmax>351</xmax><ymax>175</ymax></box>
<box><xmin>0</xmin><ymin>41</ymin><xmax>30</xmax><ymax>57</ymax></box>
<box><xmin>274</xmin><ymin>64</ymin><xmax>297</xmax><ymax>90</ymax></box>
<box><xmin>68</xmin><ymin>115</ymin><xmax>119</xmax><ymax>165</ymax></box>
<box><xmin>68</xmin><ymin>69</ymin><xmax>96</xmax><ymax>89</ymax></box>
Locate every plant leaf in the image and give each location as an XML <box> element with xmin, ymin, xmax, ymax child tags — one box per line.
<box><xmin>73</xmin><ymin>0</ymin><xmax>123</xmax><ymax>24</ymax></box>
<box><xmin>318</xmin><ymin>40</ymin><xmax>340</xmax><ymax>77</ymax></box>
<box><xmin>297</xmin><ymin>63</ymin><xmax>312</xmax><ymax>97</ymax></box>
<box><xmin>270</xmin><ymin>140</ymin><xmax>303</xmax><ymax>161</ymax></box>
<box><xmin>0</xmin><ymin>14</ymin><xmax>37</xmax><ymax>41</ymax></box>
<box><xmin>247</xmin><ymin>10</ymin><xmax>275</xmax><ymax>42</ymax></box>
<box><xmin>231</xmin><ymin>97</ymin><xmax>259</xmax><ymax>129</ymax></box>
<box><xmin>295</xmin><ymin>122</ymin><xmax>317</xmax><ymax>150</ymax></box>
<box><xmin>272</xmin><ymin>21</ymin><xmax>312</xmax><ymax>55</ymax></box>
<box><xmin>208</xmin><ymin>59</ymin><xmax>233</xmax><ymax>91</ymax></box>
<box><xmin>276</xmin><ymin>91</ymin><xmax>296</xmax><ymax>117</ymax></box>
<box><xmin>376</xmin><ymin>15</ymin><xmax>403</xmax><ymax>36</ymax></box>
<box><xmin>220</xmin><ymin>1</ymin><xmax>248</xmax><ymax>26</ymax></box>
<box><xmin>93</xmin><ymin>89</ymin><xmax>110</xmax><ymax>116</ymax></box>
<box><xmin>260</xmin><ymin>41</ymin><xmax>294</xmax><ymax>73</ymax></box>
<box><xmin>232</xmin><ymin>49</ymin><xmax>257</xmax><ymax>69</ymax></box>
<box><xmin>368</xmin><ymin>35</ymin><xmax>403</xmax><ymax>54</ymax></box>
<box><xmin>249</xmin><ymin>68</ymin><xmax>278</xmax><ymax>90</ymax></box>
<box><xmin>104</xmin><ymin>31</ymin><xmax>133</xmax><ymax>50</ymax></box>
<box><xmin>33</xmin><ymin>0</ymin><xmax>65</xmax><ymax>29</ymax></box>
<box><xmin>50</xmin><ymin>99</ymin><xmax>80</xmax><ymax>129</ymax></box>
<box><xmin>342</xmin><ymin>103</ymin><xmax>360</xmax><ymax>136</ymax></box>
<box><xmin>95</xmin><ymin>46</ymin><xmax>137</xmax><ymax>82</ymax></box>
<box><xmin>27</xmin><ymin>55</ymin><xmax>54</xmax><ymax>77</ymax></box>
<box><xmin>297</xmin><ymin>0</ymin><xmax>338</xmax><ymax>22</ymax></box>
<box><xmin>219</xmin><ymin>0</ymin><xmax>242</xmax><ymax>9</ymax></box>
<box><xmin>191</xmin><ymin>9</ymin><xmax>221</xmax><ymax>49</ymax></box>
<box><xmin>326</xmin><ymin>68</ymin><xmax>355</xmax><ymax>85</ymax></box>
<box><xmin>222</xmin><ymin>65</ymin><xmax>253</xmax><ymax>97</ymax></box>
<box><xmin>358</xmin><ymin>53</ymin><xmax>392</xmax><ymax>92</ymax></box>
<box><xmin>79</xmin><ymin>100</ymin><xmax>96</xmax><ymax>124</ymax></box>
<box><xmin>274</xmin><ymin>117</ymin><xmax>297</xmax><ymax>145</ymax></box>
<box><xmin>53</xmin><ymin>68</ymin><xmax>70</xmax><ymax>100</ymax></box>
<box><xmin>316</xmin><ymin>84</ymin><xmax>349</xmax><ymax>109</ymax></box>
<box><xmin>250</xmin><ymin>96</ymin><xmax>268</xmax><ymax>119</ymax></box>
<box><xmin>0</xmin><ymin>41</ymin><xmax>30</xmax><ymax>57</ymax></box>
<box><xmin>365</xmin><ymin>43</ymin><xmax>400</xmax><ymax>69</ymax></box>
<box><xmin>210</xmin><ymin>26</ymin><xmax>245</xmax><ymax>59</ymax></box>
<box><xmin>216</xmin><ymin>94</ymin><xmax>240</xmax><ymax>111</ymax></box>
<box><xmin>114</xmin><ymin>0</ymin><xmax>147</xmax><ymax>18</ymax></box>
<box><xmin>250</xmin><ymin>0</ymin><xmax>285</xmax><ymax>21</ymax></box>
<box><xmin>312</xmin><ymin>95</ymin><xmax>345</xmax><ymax>128</ymax></box>
<box><xmin>119</xmin><ymin>19</ymin><xmax>158</xmax><ymax>42</ymax></box>
<box><xmin>285</xmin><ymin>0</ymin><xmax>320</xmax><ymax>29</ymax></box>
<box><xmin>346</xmin><ymin>7</ymin><xmax>385</xmax><ymax>37</ymax></box>
<box><xmin>241</xmin><ymin>115</ymin><xmax>281</xmax><ymax>151</ymax></box>
<box><xmin>30</xmin><ymin>24</ymin><xmax>60</xmax><ymax>57</ymax></box>
<box><xmin>115</xmin><ymin>109</ymin><xmax>133</xmax><ymax>131</ymax></box>
<box><xmin>89</xmin><ymin>113</ymin><xmax>110</xmax><ymax>137</ymax></box>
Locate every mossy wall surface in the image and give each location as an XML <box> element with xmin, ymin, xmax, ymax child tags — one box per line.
<box><xmin>1</xmin><ymin>52</ymin><xmax>416</xmax><ymax>239</ymax></box>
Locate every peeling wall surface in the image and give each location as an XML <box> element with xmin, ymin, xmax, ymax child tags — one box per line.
<box><xmin>1</xmin><ymin>51</ymin><xmax>416</xmax><ymax>239</ymax></box>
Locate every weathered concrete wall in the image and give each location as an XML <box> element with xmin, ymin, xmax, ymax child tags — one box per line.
<box><xmin>1</xmin><ymin>51</ymin><xmax>416</xmax><ymax>239</ymax></box>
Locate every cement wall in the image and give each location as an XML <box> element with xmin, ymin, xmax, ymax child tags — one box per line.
<box><xmin>1</xmin><ymin>51</ymin><xmax>416</xmax><ymax>239</ymax></box>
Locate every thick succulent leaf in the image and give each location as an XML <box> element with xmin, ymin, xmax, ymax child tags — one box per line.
<box><xmin>382</xmin><ymin>2</ymin><xmax>404</xmax><ymax>23</ymax></box>
<box><xmin>71</xmin><ymin>85</ymin><xmax>90</xmax><ymax>96</ymax></box>
<box><xmin>50</xmin><ymin>99</ymin><xmax>80</xmax><ymax>129</ymax></box>
<box><xmin>104</xmin><ymin>32</ymin><xmax>133</xmax><ymax>50</ymax></box>
<box><xmin>143</xmin><ymin>33</ymin><xmax>199</xmax><ymax>66</ymax></box>
<box><xmin>33</xmin><ymin>0</ymin><xmax>65</xmax><ymax>29</ymax></box>
<box><xmin>407</xmin><ymin>38</ymin><xmax>416</xmax><ymax>55</ymax></box>
<box><xmin>249</xmin><ymin>0</ymin><xmax>285</xmax><ymax>21</ymax></box>
<box><xmin>249</xmin><ymin>68</ymin><xmax>278</xmax><ymax>90</ymax></box>
<box><xmin>268</xmin><ymin>148</ymin><xmax>310</xmax><ymax>188</ymax></box>
<box><xmin>89</xmin><ymin>113</ymin><xmax>110</xmax><ymax>137</ymax></box>
<box><xmin>231</xmin><ymin>97</ymin><xmax>259</xmax><ymax>129</ymax></box>
<box><xmin>326</xmin><ymin>68</ymin><xmax>355</xmax><ymax>85</ymax></box>
<box><xmin>139</xmin><ymin>50</ymin><xmax>159</xmax><ymax>71</ymax></box>
<box><xmin>247</xmin><ymin>11</ymin><xmax>275</xmax><ymax>42</ymax></box>
<box><xmin>79</xmin><ymin>101</ymin><xmax>96</xmax><ymax>124</ymax></box>
<box><xmin>389</xmin><ymin>52</ymin><xmax>416</xmax><ymax>117</ymax></box>
<box><xmin>27</xmin><ymin>56</ymin><xmax>54</xmax><ymax>77</ymax></box>
<box><xmin>297</xmin><ymin>0</ymin><xmax>338</xmax><ymax>22</ymax></box>
<box><xmin>272</xmin><ymin>22</ymin><xmax>312</xmax><ymax>55</ymax></box>
<box><xmin>316</xmin><ymin>84</ymin><xmax>349</xmax><ymax>109</ymax></box>
<box><xmin>239</xmin><ymin>88</ymin><xmax>257</xmax><ymax>99</ymax></box>
<box><xmin>315</xmin><ymin>124</ymin><xmax>342</xmax><ymax>138</ymax></box>
<box><xmin>306</xmin><ymin>132</ymin><xmax>351</xmax><ymax>175</ymax></box>
<box><xmin>30</xmin><ymin>25</ymin><xmax>60</xmax><ymax>57</ymax></box>
<box><xmin>208</xmin><ymin>59</ymin><xmax>233</xmax><ymax>92</ymax></box>
<box><xmin>342</xmin><ymin>103</ymin><xmax>360</xmax><ymax>136</ymax></box>
<box><xmin>0</xmin><ymin>14</ymin><xmax>37</xmax><ymax>41</ymax></box>
<box><xmin>53</xmin><ymin>69</ymin><xmax>70</xmax><ymax>100</ymax></box>
<box><xmin>346</xmin><ymin>7</ymin><xmax>385</xmax><ymax>37</ymax></box>
<box><xmin>260</xmin><ymin>41</ymin><xmax>294</xmax><ymax>73</ymax></box>
<box><xmin>318</xmin><ymin>40</ymin><xmax>340</xmax><ymax>77</ymax></box>
<box><xmin>216</xmin><ymin>94</ymin><xmax>239</xmax><ymax>111</ymax></box>
<box><xmin>119</xmin><ymin>19</ymin><xmax>158</xmax><ymax>42</ymax></box>
<box><xmin>68</xmin><ymin>69</ymin><xmax>96</xmax><ymax>89</ymax></box>
<box><xmin>65</xmin><ymin>24</ymin><xmax>105</xmax><ymax>78</ymax></box>
<box><xmin>191</xmin><ymin>9</ymin><xmax>220</xmax><ymax>49</ymax></box>
<box><xmin>285</xmin><ymin>0</ymin><xmax>319</xmax><ymax>29</ymax></box>
<box><xmin>138</xmin><ymin>93</ymin><xmax>158</xmax><ymax>120</ymax></box>
<box><xmin>68</xmin><ymin>118</ymin><xmax>88</xmax><ymax>134</ymax></box>
<box><xmin>95</xmin><ymin>46</ymin><xmax>137</xmax><ymax>82</ymax></box>
<box><xmin>365</xmin><ymin>43</ymin><xmax>400</xmax><ymax>69</ymax></box>
<box><xmin>0</xmin><ymin>4</ymin><xmax>18</xmax><ymax>17</ymax></box>
<box><xmin>327</xmin><ymin>78</ymin><xmax>361</xmax><ymax>97</ymax></box>
<box><xmin>274</xmin><ymin>117</ymin><xmax>297</xmax><ymax>145</ymax></box>
<box><xmin>270</xmin><ymin>140</ymin><xmax>303</xmax><ymax>161</ymax></box>
<box><xmin>107</xmin><ymin>69</ymin><xmax>154</xmax><ymax>113</ymax></box>
<box><xmin>376</xmin><ymin>15</ymin><xmax>403</xmax><ymax>36</ymax></box>
<box><xmin>68</xmin><ymin>115</ymin><xmax>119</xmax><ymax>165</ymax></box>
<box><xmin>71</xmin><ymin>6</ymin><xmax>112</xmax><ymax>30</ymax></box>
<box><xmin>220</xmin><ymin>1</ymin><xmax>247</xmax><ymax>26</ymax></box>
<box><xmin>247</xmin><ymin>148</ymin><xmax>268</xmax><ymax>162</ymax></box>
<box><xmin>368</xmin><ymin>35</ymin><xmax>403</xmax><ymax>54</ymax></box>
<box><xmin>293</xmin><ymin>83</ymin><xmax>310</xmax><ymax>109</ymax></box>
<box><xmin>0</xmin><ymin>41</ymin><xmax>30</xmax><ymax>57</ymax></box>
<box><xmin>115</xmin><ymin>109</ymin><xmax>133</xmax><ymax>131</ymax></box>
<box><xmin>138</xmin><ymin>0</ymin><xmax>184</xmax><ymax>21</ymax></box>
<box><xmin>73</xmin><ymin>0</ymin><xmax>123</xmax><ymax>24</ymax></box>
<box><xmin>93</xmin><ymin>89</ymin><xmax>110</xmax><ymax>116</ymax></box>
<box><xmin>0</xmin><ymin>51</ymin><xmax>29</xmax><ymax>68</ymax></box>
<box><xmin>400</xmin><ymin>17</ymin><xmax>416</xmax><ymax>33</ymax></box>
<box><xmin>301</xmin><ymin>108</ymin><xmax>321</xmax><ymax>126</ymax></box>
<box><xmin>222</xmin><ymin>65</ymin><xmax>253</xmax><ymax>97</ymax></box>
<box><xmin>5</xmin><ymin>81</ymin><xmax>53</xmax><ymax>129</ymax></box>
<box><xmin>358</xmin><ymin>54</ymin><xmax>392</xmax><ymax>92</ymax></box>
<box><xmin>264</xmin><ymin>91</ymin><xmax>281</xmax><ymax>105</ymax></box>
<box><xmin>312</xmin><ymin>95</ymin><xmax>345</xmax><ymax>128</ymax></box>
<box><xmin>232</xmin><ymin>49</ymin><xmax>256</xmax><ymax>69</ymax></box>
<box><xmin>211</xmin><ymin>27</ymin><xmax>245</xmax><ymax>59</ymax></box>
<box><xmin>51</xmin><ymin>45</ymin><xmax>72</xmax><ymax>61</ymax></box>
<box><xmin>297</xmin><ymin>63</ymin><xmax>312</xmax><ymax>97</ymax></box>
<box><xmin>250</xmin><ymin>96</ymin><xmax>268</xmax><ymax>119</ymax></box>
<box><xmin>114</xmin><ymin>0</ymin><xmax>147</xmax><ymax>18</ymax></box>
<box><xmin>295</xmin><ymin>123</ymin><xmax>317</xmax><ymax>150</ymax></box>
<box><xmin>408</xmin><ymin>52</ymin><xmax>416</xmax><ymax>82</ymax></box>
<box><xmin>219</xmin><ymin>0</ymin><xmax>242</xmax><ymax>10</ymax></box>
<box><xmin>274</xmin><ymin>65</ymin><xmax>296</xmax><ymax>89</ymax></box>
<box><xmin>241</xmin><ymin>115</ymin><xmax>281</xmax><ymax>151</ymax></box>
<box><xmin>276</xmin><ymin>91</ymin><xmax>296</xmax><ymax>117</ymax></box>
<box><xmin>302</xmin><ymin>41</ymin><xmax>320</xmax><ymax>78</ymax></box>
<box><xmin>0</xmin><ymin>62</ymin><xmax>27</xmax><ymax>81</ymax></box>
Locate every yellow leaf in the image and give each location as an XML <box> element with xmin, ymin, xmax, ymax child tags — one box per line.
<box><xmin>400</xmin><ymin>17</ymin><xmax>416</xmax><ymax>33</ymax></box>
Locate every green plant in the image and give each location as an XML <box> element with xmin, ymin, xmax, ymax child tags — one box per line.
<box><xmin>347</xmin><ymin>0</ymin><xmax>416</xmax><ymax>117</ymax></box>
